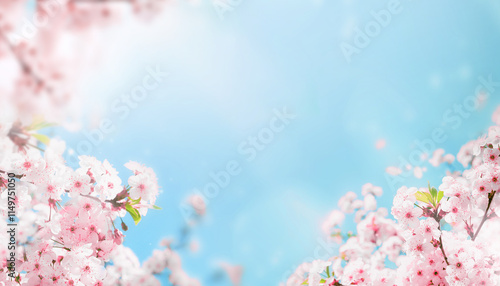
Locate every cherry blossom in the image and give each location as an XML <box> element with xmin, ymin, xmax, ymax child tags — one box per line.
<box><xmin>429</xmin><ymin>148</ymin><xmax>455</xmax><ymax>167</ymax></box>
<box><xmin>285</xmin><ymin>106</ymin><xmax>500</xmax><ymax>286</ymax></box>
<box><xmin>375</xmin><ymin>139</ymin><xmax>386</xmax><ymax>150</ymax></box>
<box><xmin>0</xmin><ymin>120</ymin><xmax>208</xmax><ymax>285</ymax></box>
<box><xmin>386</xmin><ymin>166</ymin><xmax>403</xmax><ymax>176</ymax></box>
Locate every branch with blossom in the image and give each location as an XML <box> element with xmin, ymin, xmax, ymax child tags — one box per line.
<box><xmin>0</xmin><ymin>0</ymin><xmax>187</xmax><ymax>124</ymax></box>
<box><xmin>0</xmin><ymin>120</ymin><xmax>207</xmax><ymax>285</ymax></box>
<box><xmin>285</xmin><ymin>107</ymin><xmax>500</xmax><ymax>286</ymax></box>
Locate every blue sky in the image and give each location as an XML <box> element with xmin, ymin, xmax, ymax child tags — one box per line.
<box><xmin>55</xmin><ymin>1</ymin><xmax>500</xmax><ymax>284</ymax></box>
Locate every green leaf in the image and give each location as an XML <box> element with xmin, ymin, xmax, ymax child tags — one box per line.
<box><xmin>416</xmin><ymin>191</ymin><xmax>435</xmax><ymax>207</ymax></box>
<box><xmin>437</xmin><ymin>190</ymin><xmax>444</xmax><ymax>203</ymax></box>
<box><xmin>125</xmin><ymin>204</ymin><xmax>141</xmax><ymax>225</ymax></box>
<box><xmin>129</xmin><ymin>198</ymin><xmax>141</xmax><ymax>205</ymax></box>
<box><xmin>152</xmin><ymin>205</ymin><xmax>162</xmax><ymax>210</ymax></box>
<box><xmin>430</xmin><ymin>187</ymin><xmax>438</xmax><ymax>199</ymax></box>
<box><xmin>26</xmin><ymin>118</ymin><xmax>57</xmax><ymax>131</ymax></box>
<box><xmin>32</xmin><ymin>133</ymin><xmax>50</xmax><ymax>145</ymax></box>
<box><xmin>424</xmin><ymin>192</ymin><xmax>433</xmax><ymax>201</ymax></box>
<box><xmin>415</xmin><ymin>191</ymin><xmax>430</xmax><ymax>204</ymax></box>
<box><xmin>301</xmin><ymin>279</ymin><xmax>326</xmax><ymax>285</ymax></box>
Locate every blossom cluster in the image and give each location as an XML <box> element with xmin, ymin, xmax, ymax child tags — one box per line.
<box><xmin>0</xmin><ymin>120</ymin><xmax>199</xmax><ymax>285</ymax></box>
<box><xmin>105</xmin><ymin>239</ymin><xmax>200</xmax><ymax>286</ymax></box>
<box><xmin>285</xmin><ymin>107</ymin><xmax>500</xmax><ymax>286</ymax></box>
<box><xmin>0</xmin><ymin>0</ymin><xmax>194</xmax><ymax>125</ymax></box>
<box><xmin>0</xmin><ymin>2</ymin><xmax>236</xmax><ymax>285</ymax></box>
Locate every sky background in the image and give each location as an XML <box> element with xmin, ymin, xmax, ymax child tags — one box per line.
<box><xmin>53</xmin><ymin>0</ymin><xmax>500</xmax><ymax>284</ymax></box>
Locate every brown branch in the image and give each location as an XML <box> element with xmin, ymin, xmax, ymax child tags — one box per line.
<box><xmin>472</xmin><ymin>191</ymin><xmax>496</xmax><ymax>241</ymax></box>
<box><xmin>0</xmin><ymin>27</ymin><xmax>46</xmax><ymax>89</ymax></box>
<box><xmin>438</xmin><ymin>234</ymin><xmax>449</xmax><ymax>265</ymax></box>
<box><xmin>433</xmin><ymin>211</ymin><xmax>450</xmax><ymax>266</ymax></box>
<box><xmin>0</xmin><ymin>170</ymin><xmax>24</xmax><ymax>179</ymax></box>
<box><xmin>437</xmin><ymin>224</ymin><xmax>449</xmax><ymax>265</ymax></box>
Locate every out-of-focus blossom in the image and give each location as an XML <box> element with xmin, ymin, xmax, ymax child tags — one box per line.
<box><xmin>375</xmin><ymin>139</ymin><xmax>386</xmax><ymax>150</ymax></box>
<box><xmin>386</xmin><ymin>166</ymin><xmax>403</xmax><ymax>176</ymax></box>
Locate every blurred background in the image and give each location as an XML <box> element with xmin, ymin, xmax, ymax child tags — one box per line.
<box><xmin>41</xmin><ymin>0</ymin><xmax>500</xmax><ymax>284</ymax></box>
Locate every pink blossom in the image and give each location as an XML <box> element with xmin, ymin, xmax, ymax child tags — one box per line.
<box><xmin>392</xmin><ymin>200</ymin><xmax>422</xmax><ymax>230</ymax></box>
<box><xmin>375</xmin><ymin>139</ymin><xmax>386</xmax><ymax>150</ymax></box>
<box><xmin>338</xmin><ymin>191</ymin><xmax>363</xmax><ymax>213</ymax></box>
<box><xmin>385</xmin><ymin>166</ymin><xmax>403</xmax><ymax>176</ymax></box>
<box><xmin>220</xmin><ymin>262</ymin><xmax>244</xmax><ymax>286</ymax></box>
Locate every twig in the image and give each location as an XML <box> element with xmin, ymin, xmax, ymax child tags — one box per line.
<box><xmin>435</xmin><ymin>215</ymin><xmax>449</xmax><ymax>265</ymax></box>
<box><xmin>438</xmin><ymin>233</ymin><xmax>449</xmax><ymax>265</ymax></box>
<box><xmin>0</xmin><ymin>27</ymin><xmax>45</xmax><ymax>88</ymax></box>
<box><xmin>472</xmin><ymin>191</ymin><xmax>496</xmax><ymax>241</ymax></box>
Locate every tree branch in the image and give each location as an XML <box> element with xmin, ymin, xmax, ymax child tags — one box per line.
<box><xmin>472</xmin><ymin>191</ymin><xmax>496</xmax><ymax>241</ymax></box>
<box><xmin>0</xmin><ymin>27</ymin><xmax>45</xmax><ymax>88</ymax></box>
<box><xmin>437</xmin><ymin>224</ymin><xmax>449</xmax><ymax>265</ymax></box>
